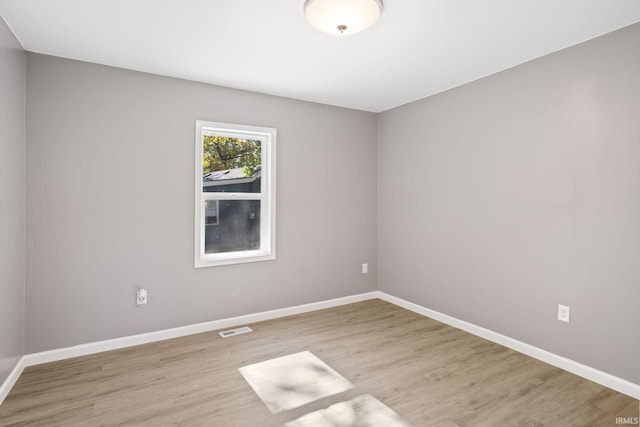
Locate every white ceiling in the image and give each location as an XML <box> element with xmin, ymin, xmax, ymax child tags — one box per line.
<box><xmin>1</xmin><ymin>0</ymin><xmax>639</xmax><ymax>112</ymax></box>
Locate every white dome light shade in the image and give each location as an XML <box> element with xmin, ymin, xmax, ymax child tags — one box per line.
<box><xmin>304</xmin><ymin>0</ymin><xmax>383</xmax><ymax>36</ymax></box>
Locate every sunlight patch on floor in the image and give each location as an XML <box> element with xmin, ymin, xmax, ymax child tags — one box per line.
<box><xmin>239</xmin><ymin>351</ymin><xmax>354</xmax><ymax>413</ymax></box>
<box><xmin>285</xmin><ymin>394</ymin><xmax>410</xmax><ymax>427</ymax></box>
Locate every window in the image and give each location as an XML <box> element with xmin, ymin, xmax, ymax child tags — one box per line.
<box><xmin>194</xmin><ymin>121</ymin><xmax>276</xmax><ymax>267</ymax></box>
<box><xmin>205</xmin><ymin>200</ymin><xmax>219</xmax><ymax>226</ymax></box>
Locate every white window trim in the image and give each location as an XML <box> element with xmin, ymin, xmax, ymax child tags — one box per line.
<box><xmin>194</xmin><ymin>121</ymin><xmax>276</xmax><ymax>268</ymax></box>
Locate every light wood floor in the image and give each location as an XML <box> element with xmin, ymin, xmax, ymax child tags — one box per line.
<box><xmin>0</xmin><ymin>299</ymin><xmax>637</xmax><ymax>426</ymax></box>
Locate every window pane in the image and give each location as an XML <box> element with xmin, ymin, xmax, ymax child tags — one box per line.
<box><xmin>204</xmin><ymin>200</ymin><xmax>261</xmax><ymax>254</ymax></box>
<box><xmin>195</xmin><ymin>120</ymin><xmax>275</xmax><ymax>268</ymax></box>
<box><xmin>202</xmin><ymin>136</ymin><xmax>261</xmax><ymax>193</ymax></box>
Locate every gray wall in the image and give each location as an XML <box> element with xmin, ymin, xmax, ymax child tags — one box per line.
<box><xmin>378</xmin><ymin>23</ymin><xmax>640</xmax><ymax>384</ymax></box>
<box><xmin>25</xmin><ymin>53</ymin><xmax>377</xmax><ymax>353</ymax></box>
<box><xmin>0</xmin><ymin>17</ymin><xmax>25</xmax><ymax>384</ymax></box>
<box><xmin>15</xmin><ymin>19</ymin><xmax>639</xmax><ymax>388</ymax></box>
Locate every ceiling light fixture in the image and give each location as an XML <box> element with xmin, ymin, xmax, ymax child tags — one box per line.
<box><xmin>304</xmin><ymin>0</ymin><xmax>383</xmax><ymax>36</ymax></box>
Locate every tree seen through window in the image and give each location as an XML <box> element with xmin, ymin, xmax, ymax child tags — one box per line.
<box><xmin>202</xmin><ymin>136</ymin><xmax>261</xmax><ymax>177</ymax></box>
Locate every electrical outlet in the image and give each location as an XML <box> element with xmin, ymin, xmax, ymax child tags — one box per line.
<box><xmin>362</xmin><ymin>263</ymin><xmax>368</xmax><ymax>274</ymax></box>
<box><xmin>558</xmin><ymin>304</ymin><xmax>570</xmax><ymax>323</ymax></box>
<box><xmin>136</xmin><ymin>289</ymin><xmax>148</xmax><ymax>306</ymax></box>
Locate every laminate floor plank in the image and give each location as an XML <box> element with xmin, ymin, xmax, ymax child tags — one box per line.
<box><xmin>0</xmin><ymin>299</ymin><xmax>637</xmax><ymax>426</ymax></box>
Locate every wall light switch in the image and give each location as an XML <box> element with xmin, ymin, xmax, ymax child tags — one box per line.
<box><xmin>362</xmin><ymin>263</ymin><xmax>368</xmax><ymax>274</ymax></box>
<box><xmin>558</xmin><ymin>304</ymin><xmax>570</xmax><ymax>323</ymax></box>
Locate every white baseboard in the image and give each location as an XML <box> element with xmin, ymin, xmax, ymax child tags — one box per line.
<box><xmin>0</xmin><ymin>357</ymin><xmax>26</xmax><ymax>406</ymax></box>
<box><xmin>376</xmin><ymin>291</ymin><xmax>640</xmax><ymax>400</ymax></box>
<box><xmin>4</xmin><ymin>289</ymin><xmax>638</xmax><ymax>407</ymax></box>
<box><xmin>23</xmin><ymin>291</ymin><xmax>379</xmax><ymax>367</ymax></box>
